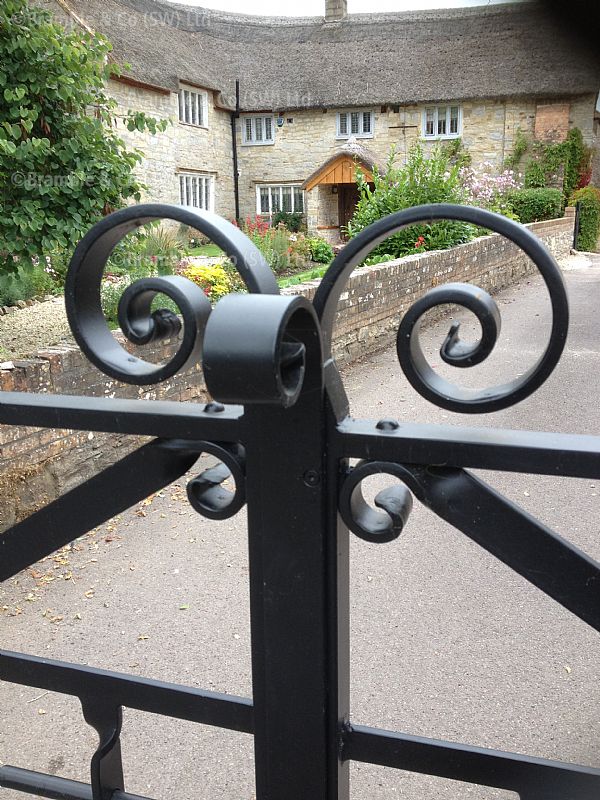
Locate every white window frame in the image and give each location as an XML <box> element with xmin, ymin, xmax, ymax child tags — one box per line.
<box><xmin>178</xmin><ymin>172</ymin><xmax>214</xmax><ymax>212</ymax></box>
<box><xmin>178</xmin><ymin>86</ymin><xmax>208</xmax><ymax>128</ymax></box>
<box><xmin>422</xmin><ymin>105</ymin><xmax>462</xmax><ymax>140</ymax></box>
<box><xmin>256</xmin><ymin>184</ymin><xmax>304</xmax><ymax>216</ymax></box>
<box><xmin>242</xmin><ymin>115</ymin><xmax>275</xmax><ymax>146</ymax></box>
<box><xmin>336</xmin><ymin>109</ymin><xmax>374</xmax><ymax>139</ymax></box>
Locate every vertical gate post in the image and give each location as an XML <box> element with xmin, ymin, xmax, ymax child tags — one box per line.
<box><xmin>233</xmin><ymin>307</ymin><xmax>349</xmax><ymax>800</ymax></box>
<box><xmin>243</xmin><ymin>406</ymin><xmax>350</xmax><ymax>798</ymax></box>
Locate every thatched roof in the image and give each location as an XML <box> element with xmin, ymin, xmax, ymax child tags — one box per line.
<box><xmin>37</xmin><ymin>0</ymin><xmax>600</xmax><ymax>112</ymax></box>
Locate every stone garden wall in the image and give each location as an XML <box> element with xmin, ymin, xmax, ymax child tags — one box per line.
<box><xmin>0</xmin><ymin>211</ymin><xmax>575</xmax><ymax>528</ymax></box>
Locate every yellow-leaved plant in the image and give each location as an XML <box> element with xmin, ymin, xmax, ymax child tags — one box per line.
<box><xmin>181</xmin><ymin>262</ymin><xmax>232</xmax><ymax>303</ymax></box>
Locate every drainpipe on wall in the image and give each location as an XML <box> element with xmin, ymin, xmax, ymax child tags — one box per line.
<box><xmin>231</xmin><ymin>79</ymin><xmax>241</xmax><ymax>222</ymax></box>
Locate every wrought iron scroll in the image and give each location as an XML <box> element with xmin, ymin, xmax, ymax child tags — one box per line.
<box><xmin>1</xmin><ymin>203</ymin><xmax>599</xmax><ymax>800</ymax></box>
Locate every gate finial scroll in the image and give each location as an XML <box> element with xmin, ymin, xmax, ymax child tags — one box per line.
<box><xmin>64</xmin><ymin>203</ymin><xmax>569</xmax><ymax>416</ymax></box>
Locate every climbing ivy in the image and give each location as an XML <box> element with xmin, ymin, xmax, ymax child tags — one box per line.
<box><xmin>503</xmin><ymin>128</ymin><xmax>529</xmax><ymax>170</ymax></box>
<box><xmin>0</xmin><ymin>0</ymin><xmax>169</xmax><ymax>276</ymax></box>
<box><xmin>504</xmin><ymin>126</ymin><xmax>592</xmax><ymax>204</ymax></box>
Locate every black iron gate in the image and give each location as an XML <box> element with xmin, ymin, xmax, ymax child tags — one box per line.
<box><xmin>1</xmin><ymin>203</ymin><xmax>599</xmax><ymax>799</ymax></box>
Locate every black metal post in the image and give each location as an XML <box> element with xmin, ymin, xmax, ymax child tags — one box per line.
<box><xmin>237</xmin><ymin>303</ymin><xmax>349</xmax><ymax>799</ymax></box>
<box><xmin>573</xmin><ymin>199</ymin><xmax>581</xmax><ymax>250</ymax></box>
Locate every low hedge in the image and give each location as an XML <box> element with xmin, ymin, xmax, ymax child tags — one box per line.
<box><xmin>508</xmin><ymin>188</ymin><xmax>563</xmax><ymax>223</ymax></box>
<box><xmin>570</xmin><ymin>186</ymin><xmax>600</xmax><ymax>252</ymax></box>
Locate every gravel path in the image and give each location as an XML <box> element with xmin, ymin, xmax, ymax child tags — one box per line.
<box><xmin>0</xmin><ymin>297</ymin><xmax>70</xmax><ymax>361</ymax></box>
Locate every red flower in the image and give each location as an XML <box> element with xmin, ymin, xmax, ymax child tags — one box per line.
<box><xmin>414</xmin><ymin>236</ymin><xmax>426</xmax><ymax>248</ymax></box>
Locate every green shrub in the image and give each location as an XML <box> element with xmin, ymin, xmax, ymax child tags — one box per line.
<box><xmin>141</xmin><ymin>225</ymin><xmax>186</xmax><ymax>275</ymax></box>
<box><xmin>570</xmin><ymin>186</ymin><xmax>600</xmax><ymax>251</ymax></box>
<box><xmin>0</xmin><ymin>0</ymin><xmax>168</xmax><ymax>277</ymax></box>
<box><xmin>507</xmin><ymin>188</ymin><xmax>563</xmax><ymax>223</ymax></box>
<box><xmin>272</xmin><ymin>211</ymin><xmax>305</xmax><ymax>232</ymax></box>
<box><xmin>504</xmin><ymin>127</ymin><xmax>591</xmax><ymax>204</ymax></box>
<box><xmin>564</xmin><ymin>128</ymin><xmax>588</xmax><ymax>201</ymax></box>
<box><xmin>0</xmin><ymin>263</ymin><xmax>56</xmax><ymax>307</ymax></box>
<box><xmin>364</xmin><ymin>253</ymin><xmax>396</xmax><ymax>266</ymax></box>
<box><xmin>308</xmin><ymin>238</ymin><xmax>334</xmax><ymax>264</ymax></box>
<box><xmin>346</xmin><ymin>142</ymin><xmax>476</xmax><ymax>260</ymax></box>
<box><xmin>524</xmin><ymin>160</ymin><xmax>547</xmax><ymax>189</ymax></box>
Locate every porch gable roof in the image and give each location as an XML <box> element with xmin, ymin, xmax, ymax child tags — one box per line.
<box><xmin>302</xmin><ymin>144</ymin><xmax>384</xmax><ymax>191</ymax></box>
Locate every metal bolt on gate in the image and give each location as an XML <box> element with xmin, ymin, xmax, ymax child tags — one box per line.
<box><xmin>1</xmin><ymin>204</ymin><xmax>599</xmax><ymax>799</ymax></box>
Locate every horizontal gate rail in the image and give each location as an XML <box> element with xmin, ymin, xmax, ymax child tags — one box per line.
<box><xmin>0</xmin><ymin>766</ymin><xmax>151</xmax><ymax>800</ymax></box>
<box><xmin>344</xmin><ymin>725</ymin><xmax>600</xmax><ymax>799</ymax></box>
<box><xmin>0</xmin><ymin>650</ymin><xmax>254</xmax><ymax>733</ymax></box>
<box><xmin>337</xmin><ymin>418</ymin><xmax>600</xmax><ymax>478</ymax></box>
<box><xmin>0</xmin><ymin>392</ymin><xmax>244</xmax><ymax>440</ymax></box>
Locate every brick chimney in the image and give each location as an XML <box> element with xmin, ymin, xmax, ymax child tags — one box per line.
<box><xmin>325</xmin><ymin>0</ymin><xmax>347</xmax><ymax>22</ymax></box>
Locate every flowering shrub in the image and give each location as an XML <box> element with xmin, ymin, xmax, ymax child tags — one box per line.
<box><xmin>181</xmin><ymin>262</ymin><xmax>232</xmax><ymax>303</ymax></box>
<box><xmin>239</xmin><ymin>216</ymin><xmax>311</xmax><ymax>274</ymax></box>
<box><xmin>347</xmin><ymin>142</ymin><xmax>475</xmax><ymax>259</ymax></box>
<box><xmin>459</xmin><ymin>162</ymin><xmax>521</xmax><ymax>219</ymax></box>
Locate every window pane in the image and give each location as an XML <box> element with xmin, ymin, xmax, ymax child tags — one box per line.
<box><xmin>204</xmin><ymin>178</ymin><xmax>210</xmax><ymax>210</ymax></box>
<box><xmin>264</xmin><ymin>117</ymin><xmax>273</xmax><ymax>141</ymax></box>
<box><xmin>255</xmin><ymin>117</ymin><xmax>263</xmax><ymax>141</ymax></box>
<box><xmin>271</xmin><ymin>187</ymin><xmax>281</xmax><ymax>212</ymax></box>
<box><xmin>199</xmin><ymin>94</ymin><xmax>205</xmax><ymax>126</ymax></box>
<box><xmin>437</xmin><ymin>106</ymin><xmax>447</xmax><ymax>135</ymax></box>
<box><xmin>179</xmin><ymin>175</ymin><xmax>185</xmax><ymax>204</ymax></box>
<box><xmin>259</xmin><ymin>187</ymin><xmax>270</xmax><ymax>214</ymax></box>
<box><xmin>350</xmin><ymin>112</ymin><xmax>360</xmax><ymax>134</ymax></box>
<box><xmin>178</xmin><ymin>91</ymin><xmax>185</xmax><ymax>122</ymax></box>
<box><xmin>338</xmin><ymin>113</ymin><xmax>348</xmax><ymax>135</ymax></box>
<box><xmin>450</xmin><ymin>106</ymin><xmax>459</xmax><ymax>134</ymax></box>
<box><xmin>282</xmin><ymin>186</ymin><xmax>292</xmax><ymax>213</ymax></box>
<box><xmin>184</xmin><ymin>91</ymin><xmax>191</xmax><ymax>124</ymax></box>
<box><xmin>425</xmin><ymin>108</ymin><xmax>434</xmax><ymax>136</ymax></box>
<box><xmin>293</xmin><ymin>187</ymin><xmax>304</xmax><ymax>212</ymax></box>
<box><xmin>191</xmin><ymin>93</ymin><xmax>198</xmax><ymax>125</ymax></box>
<box><xmin>362</xmin><ymin>111</ymin><xmax>371</xmax><ymax>134</ymax></box>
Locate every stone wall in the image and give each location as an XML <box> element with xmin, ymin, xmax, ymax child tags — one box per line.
<box><xmin>109</xmin><ymin>78</ymin><xmax>236</xmax><ymax>219</ymax></box>
<box><xmin>0</xmin><ymin>211</ymin><xmax>575</xmax><ymax>528</ymax></box>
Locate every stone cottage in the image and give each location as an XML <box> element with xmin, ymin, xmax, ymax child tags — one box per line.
<box><xmin>39</xmin><ymin>0</ymin><xmax>599</xmax><ymax>242</ymax></box>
